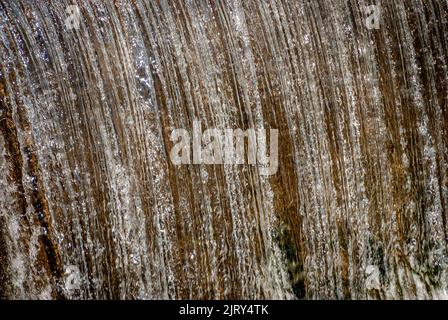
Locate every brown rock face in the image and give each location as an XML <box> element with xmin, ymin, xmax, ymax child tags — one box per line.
<box><xmin>0</xmin><ymin>0</ymin><xmax>447</xmax><ymax>299</ymax></box>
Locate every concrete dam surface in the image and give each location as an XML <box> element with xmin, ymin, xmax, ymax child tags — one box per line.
<box><xmin>0</xmin><ymin>0</ymin><xmax>447</xmax><ymax>300</ymax></box>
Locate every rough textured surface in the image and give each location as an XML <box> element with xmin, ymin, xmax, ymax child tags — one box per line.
<box><xmin>0</xmin><ymin>0</ymin><xmax>447</xmax><ymax>299</ymax></box>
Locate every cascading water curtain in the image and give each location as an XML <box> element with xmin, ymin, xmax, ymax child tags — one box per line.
<box><xmin>0</xmin><ymin>0</ymin><xmax>447</xmax><ymax>299</ymax></box>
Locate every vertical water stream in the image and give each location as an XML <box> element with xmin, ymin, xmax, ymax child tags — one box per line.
<box><xmin>0</xmin><ymin>0</ymin><xmax>447</xmax><ymax>299</ymax></box>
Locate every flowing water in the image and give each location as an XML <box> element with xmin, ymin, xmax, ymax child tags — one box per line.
<box><xmin>0</xmin><ymin>0</ymin><xmax>447</xmax><ymax>299</ymax></box>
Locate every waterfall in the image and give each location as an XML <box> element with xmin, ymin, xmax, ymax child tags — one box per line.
<box><xmin>0</xmin><ymin>0</ymin><xmax>447</xmax><ymax>299</ymax></box>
